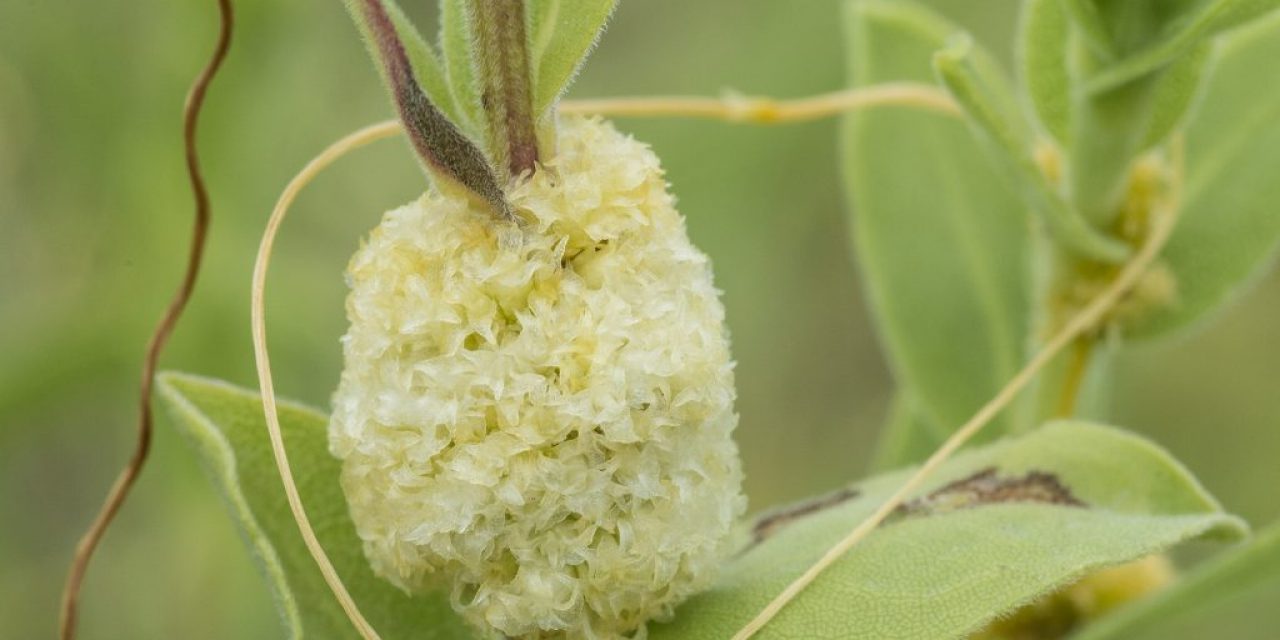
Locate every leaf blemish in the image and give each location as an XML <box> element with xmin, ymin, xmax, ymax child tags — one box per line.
<box><xmin>893</xmin><ymin>467</ymin><xmax>1085</xmax><ymax>521</ymax></box>
<box><xmin>748</xmin><ymin>487</ymin><xmax>861</xmax><ymax>548</ymax></box>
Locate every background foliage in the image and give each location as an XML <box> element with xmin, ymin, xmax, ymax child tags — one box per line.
<box><xmin>1</xmin><ymin>1</ymin><xmax>1277</xmax><ymax>637</ymax></box>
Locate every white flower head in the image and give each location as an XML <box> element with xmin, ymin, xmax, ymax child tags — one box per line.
<box><xmin>330</xmin><ymin>116</ymin><xmax>746</xmax><ymax>638</ymax></box>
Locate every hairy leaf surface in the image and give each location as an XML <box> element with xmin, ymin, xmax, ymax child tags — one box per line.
<box><xmin>1130</xmin><ymin>13</ymin><xmax>1280</xmax><ymax>337</ymax></box>
<box><xmin>157</xmin><ymin>373</ymin><xmax>475</xmax><ymax>639</ymax></box>
<box><xmin>528</xmin><ymin>0</ymin><xmax>618</xmax><ymax>115</ymax></box>
<box><xmin>1018</xmin><ymin>0</ymin><xmax>1215</xmax><ymax>150</ymax></box>
<box><xmin>651</xmin><ymin>421</ymin><xmax>1245</xmax><ymax>639</ymax></box>
<box><xmin>1075</xmin><ymin>521</ymin><xmax>1280</xmax><ymax>640</ymax></box>
<box><xmin>160</xmin><ymin>373</ymin><xmax>1242</xmax><ymax>639</ymax></box>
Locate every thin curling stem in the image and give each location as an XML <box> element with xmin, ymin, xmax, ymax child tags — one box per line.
<box><xmin>59</xmin><ymin>1</ymin><xmax>232</xmax><ymax>637</ymax></box>
<box><xmin>252</xmin><ymin>122</ymin><xmax>401</xmax><ymax>640</ymax></box>
<box><xmin>730</xmin><ymin>136</ymin><xmax>1187</xmax><ymax>640</ymax></box>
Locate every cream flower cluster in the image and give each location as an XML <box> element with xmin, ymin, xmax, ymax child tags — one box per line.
<box><xmin>329</xmin><ymin>116</ymin><xmax>746</xmax><ymax>639</ymax></box>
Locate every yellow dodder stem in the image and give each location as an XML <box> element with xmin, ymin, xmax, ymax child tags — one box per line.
<box><xmin>559</xmin><ymin>82</ymin><xmax>959</xmax><ymax>122</ymax></box>
<box><xmin>252</xmin><ymin>122</ymin><xmax>401</xmax><ymax>640</ymax></box>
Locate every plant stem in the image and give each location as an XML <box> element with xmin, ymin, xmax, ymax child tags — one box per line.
<box><xmin>1054</xmin><ymin>337</ymin><xmax>1094</xmax><ymax>418</ymax></box>
<box><xmin>558</xmin><ymin>82</ymin><xmax>959</xmax><ymax>121</ymax></box>
<box><xmin>469</xmin><ymin>0</ymin><xmax>540</xmax><ymax>177</ymax></box>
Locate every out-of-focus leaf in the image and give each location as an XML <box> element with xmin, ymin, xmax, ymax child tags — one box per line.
<box><xmin>1074</xmin><ymin>521</ymin><xmax>1280</xmax><ymax>640</ymax></box>
<box><xmin>1018</xmin><ymin>0</ymin><xmax>1071</xmax><ymax>142</ymax></box>
<box><xmin>935</xmin><ymin>35</ymin><xmax>1129</xmax><ymax>262</ymax></box>
<box><xmin>651</xmin><ymin>420</ymin><xmax>1246</xmax><ymax>639</ymax></box>
<box><xmin>1060</xmin><ymin>1</ymin><xmax>1272</xmax><ymax>226</ymax></box>
<box><xmin>1141</xmin><ymin>46</ymin><xmax>1211</xmax><ymax>148</ymax></box>
<box><xmin>1018</xmin><ymin>0</ymin><xmax>1213</xmax><ymax>150</ymax></box>
<box><xmin>156</xmin><ymin>372</ymin><xmax>476</xmax><ymax>640</ymax></box>
<box><xmin>842</xmin><ymin>0</ymin><xmax>1032</xmax><ymax>439</ymax></box>
<box><xmin>527</xmin><ymin>0</ymin><xmax>618</xmax><ymax>115</ymax></box>
<box><xmin>1086</xmin><ymin>0</ymin><xmax>1280</xmax><ymax>93</ymax></box>
<box><xmin>868</xmin><ymin>392</ymin><xmax>946</xmax><ymax>472</ymax></box>
<box><xmin>1128</xmin><ymin>13</ymin><xmax>1280</xmax><ymax>338</ymax></box>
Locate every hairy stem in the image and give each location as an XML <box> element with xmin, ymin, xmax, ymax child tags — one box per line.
<box><xmin>58</xmin><ymin>1</ymin><xmax>232</xmax><ymax>637</ymax></box>
<box><xmin>469</xmin><ymin>0</ymin><xmax>540</xmax><ymax>177</ymax></box>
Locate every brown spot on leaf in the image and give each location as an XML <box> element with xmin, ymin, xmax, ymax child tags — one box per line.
<box><xmin>748</xmin><ymin>487</ymin><xmax>861</xmax><ymax>547</ymax></box>
<box><xmin>893</xmin><ymin>467</ymin><xmax>1085</xmax><ymax>521</ymax></box>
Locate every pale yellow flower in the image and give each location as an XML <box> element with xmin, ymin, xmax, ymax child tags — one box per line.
<box><xmin>330</xmin><ymin>116</ymin><xmax>745</xmax><ymax>639</ymax></box>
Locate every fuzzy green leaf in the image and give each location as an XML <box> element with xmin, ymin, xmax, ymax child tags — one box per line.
<box><xmin>528</xmin><ymin>0</ymin><xmax>617</xmax><ymax>116</ymax></box>
<box><xmin>1018</xmin><ymin>0</ymin><xmax>1072</xmax><ymax>142</ymax></box>
<box><xmin>935</xmin><ymin>35</ymin><xmax>1129</xmax><ymax>262</ymax></box>
<box><xmin>156</xmin><ymin>372</ymin><xmax>476</xmax><ymax>640</ymax></box>
<box><xmin>1074</xmin><ymin>521</ymin><xmax>1280</xmax><ymax>640</ymax></box>
<box><xmin>842</xmin><ymin>0</ymin><xmax>1032</xmax><ymax>440</ymax></box>
<box><xmin>868</xmin><ymin>392</ymin><xmax>947</xmax><ymax>473</ymax></box>
<box><xmin>160</xmin><ymin>373</ymin><xmax>1243</xmax><ymax>639</ymax></box>
<box><xmin>1140</xmin><ymin>45</ymin><xmax>1212</xmax><ymax>148</ymax></box>
<box><xmin>390</xmin><ymin>0</ymin><xmax>465</xmax><ymax>131</ymax></box>
<box><xmin>439</xmin><ymin>0</ymin><xmax>484</xmax><ymax>137</ymax></box>
<box><xmin>345</xmin><ymin>0</ymin><xmax>511</xmax><ymax>218</ymax></box>
<box><xmin>1018</xmin><ymin>0</ymin><xmax>1213</xmax><ymax>150</ymax></box>
<box><xmin>1128</xmin><ymin>12</ymin><xmax>1280</xmax><ymax>338</ymax></box>
<box><xmin>1086</xmin><ymin>0</ymin><xmax>1280</xmax><ymax>93</ymax></box>
<box><xmin>651</xmin><ymin>421</ymin><xmax>1245</xmax><ymax>639</ymax></box>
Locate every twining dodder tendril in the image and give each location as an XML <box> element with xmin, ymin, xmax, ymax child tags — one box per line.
<box><xmin>58</xmin><ymin>1</ymin><xmax>232</xmax><ymax>638</ymax></box>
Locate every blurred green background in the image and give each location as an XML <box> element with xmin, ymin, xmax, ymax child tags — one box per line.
<box><xmin>2</xmin><ymin>1</ymin><xmax>1276</xmax><ymax>637</ymax></box>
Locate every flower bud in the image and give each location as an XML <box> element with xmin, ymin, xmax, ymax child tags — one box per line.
<box><xmin>330</xmin><ymin>116</ymin><xmax>746</xmax><ymax>638</ymax></box>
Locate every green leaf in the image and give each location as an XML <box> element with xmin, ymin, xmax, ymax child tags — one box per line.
<box><xmin>527</xmin><ymin>0</ymin><xmax>618</xmax><ymax>116</ymax></box>
<box><xmin>1058</xmin><ymin>0</ymin><xmax>1118</xmax><ymax>57</ymax></box>
<box><xmin>934</xmin><ymin>35</ymin><xmax>1129</xmax><ymax>262</ymax></box>
<box><xmin>160</xmin><ymin>373</ymin><xmax>1244</xmax><ymax>639</ymax></box>
<box><xmin>650</xmin><ymin>421</ymin><xmax>1246</xmax><ymax>639</ymax></box>
<box><xmin>156</xmin><ymin>372</ymin><xmax>476</xmax><ymax>640</ymax></box>
<box><xmin>868</xmin><ymin>392</ymin><xmax>947</xmax><ymax>473</ymax></box>
<box><xmin>439</xmin><ymin>0</ymin><xmax>484</xmax><ymax>137</ymax></box>
<box><xmin>1018</xmin><ymin>0</ymin><xmax>1071</xmax><ymax>142</ymax></box>
<box><xmin>1086</xmin><ymin>0</ymin><xmax>1280</xmax><ymax>93</ymax></box>
<box><xmin>1140</xmin><ymin>45</ymin><xmax>1212</xmax><ymax>148</ymax></box>
<box><xmin>1074</xmin><ymin>521</ymin><xmax>1280</xmax><ymax>640</ymax></box>
<box><xmin>1128</xmin><ymin>13</ymin><xmax>1280</xmax><ymax>338</ymax></box>
<box><xmin>383</xmin><ymin>0</ymin><xmax>465</xmax><ymax>131</ymax></box>
<box><xmin>1018</xmin><ymin>0</ymin><xmax>1214</xmax><ymax>150</ymax></box>
<box><xmin>1058</xmin><ymin>1</ymin><xmax>1268</xmax><ymax>226</ymax></box>
<box><xmin>841</xmin><ymin>0</ymin><xmax>1032</xmax><ymax>440</ymax></box>
<box><xmin>344</xmin><ymin>0</ymin><xmax>512</xmax><ymax>219</ymax></box>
